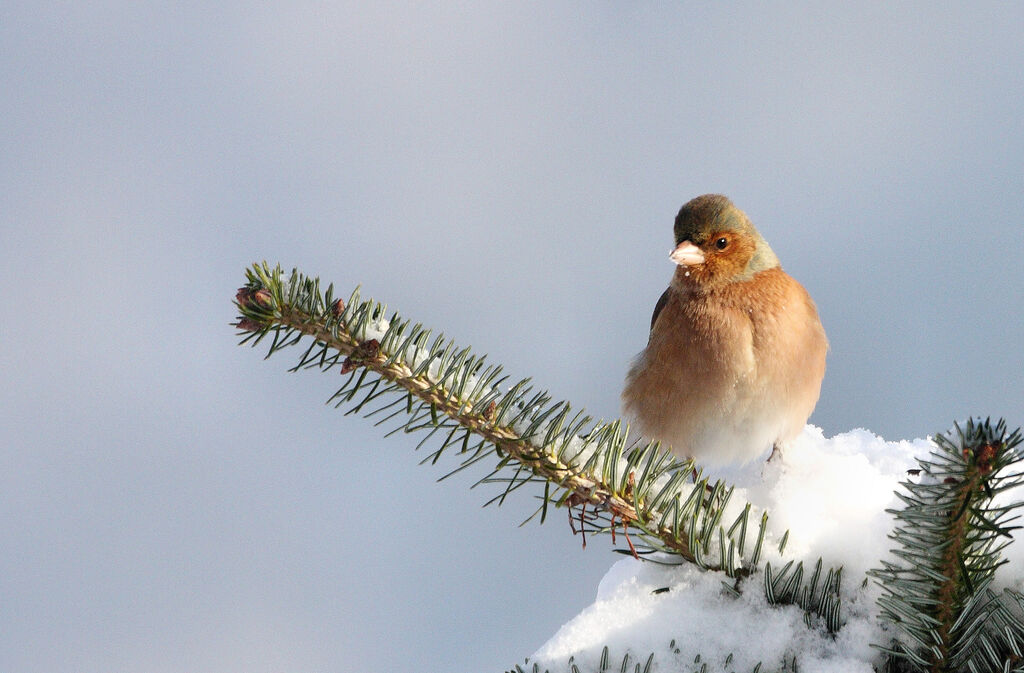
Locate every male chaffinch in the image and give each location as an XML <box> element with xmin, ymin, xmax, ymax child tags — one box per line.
<box><xmin>621</xmin><ymin>194</ymin><xmax>827</xmax><ymax>467</ymax></box>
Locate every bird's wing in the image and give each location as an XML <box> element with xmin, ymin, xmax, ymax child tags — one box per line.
<box><xmin>649</xmin><ymin>288</ymin><xmax>671</xmax><ymax>339</ymax></box>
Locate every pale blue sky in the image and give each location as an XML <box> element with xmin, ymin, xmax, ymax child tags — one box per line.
<box><xmin>2</xmin><ymin>3</ymin><xmax>1023</xmax><ymax>672</ymax></box>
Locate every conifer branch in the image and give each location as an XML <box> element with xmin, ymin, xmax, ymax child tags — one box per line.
<box><xmin>238</xmin><ymin>264</ymin><xmax>1024</xmax><ymax>670</ymax></box>
<box><xmin>870</xmin><ymin>418</ymin><xmax>1024</xmax><ymax>672</ymax></box>
<box><xmin>233</xmin><ymin>262</ymin><xmax>778</xmax><ymax>573</ymax></box>
<box><xmin>232</xmin><ymin>266</ymin><xmax>1024</xmax><ymax>672</ymax></box>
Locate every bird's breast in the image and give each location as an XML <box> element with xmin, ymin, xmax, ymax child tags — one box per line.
<box><xmin>624</xmin><ymin>288</ymin><xmax>757</xmax><ymax>431</ymax></box>
<box><xmin>622</xmin><ymin>267</ymin><xmax>826</xmax><ymax>465</ymax></box>
<box><xmin>650</xmin><ymin>289</ymin><xmax>757</xmax><ymax>383</ymax></box>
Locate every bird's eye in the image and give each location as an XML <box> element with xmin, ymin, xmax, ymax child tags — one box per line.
<box><xmin>715</xmin><ymin>237</ymin><xmax>729</xmax><ymax>250</ymax></box>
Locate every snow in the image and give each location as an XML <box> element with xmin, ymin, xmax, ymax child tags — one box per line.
<box><xmin>534</xmin><ymin>559</ymin><xmax>877</xmax><ymax>673</ymax></box>
<box><xmin>528</xmin><ymin>425</ymin><xmax>1024</xmax><ymax>673</ymax></box>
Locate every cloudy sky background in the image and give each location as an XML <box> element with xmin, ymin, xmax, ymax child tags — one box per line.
<box><xmin>3</xmin><ymin>3</ymin><xmax>1023</xmax><ymax>671</ymax></box>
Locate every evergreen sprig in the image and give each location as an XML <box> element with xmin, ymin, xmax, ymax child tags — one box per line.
<box><xmin>234</xmin><ymin>262</ymin><xmax>871</xmax><ymax>673</ymax></box>
<box><xmin>234</xmin><ymin>262</ymin><xmax>776</xmax><ymax>574</ymax></box>
<box><xmin>233</xmin><ymin>265</ymin><xmax>1024</xmax><ymax>672</ymax></box>
<box><xmin>870</xmin><ymin>418</ymin><xmax>1024</xmax><ymax>672</ymax></box>
<box><xmin>764</xmin><ymin>557</ymin><xmax>844</xmax><ymax>633</ymax></box>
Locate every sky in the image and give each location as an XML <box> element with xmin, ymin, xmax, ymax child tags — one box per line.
<box><xmin>2</xmin><ymin>3</ymin><xmax>1023</xmax><ymax>672</ymax></box>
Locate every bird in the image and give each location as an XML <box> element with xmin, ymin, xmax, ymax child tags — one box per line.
<box><xmin>621</xmin><ymin>194</ymin><xmax>827</xmax><ymax>467</ymax></box>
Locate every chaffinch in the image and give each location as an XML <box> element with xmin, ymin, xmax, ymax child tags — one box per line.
<box><xmin>622</xmin><ymin>194</ymin><xmax>827</xmax><ymax>466</ymax></box>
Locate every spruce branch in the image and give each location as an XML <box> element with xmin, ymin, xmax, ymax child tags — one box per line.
<box><xmin>870</xmin><ymin>418</ymin><xmax>1024</xmax><ymax>673</ymax></box>
<box><xmin>232</xmin><ymin>265</ymin><xmax>1024</xmax><ymax>672</ymax></box>
<box><xmin>233</xmin><ymin>263</ymin><xmax>876</xmax><ymax>671</ymax></box>
<box><xmin>233</xmin><ymin>262</ymin><xmax>778</xmax><ymax>573</ymax></box>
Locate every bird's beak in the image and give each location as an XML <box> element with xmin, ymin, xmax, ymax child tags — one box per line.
<box><xmin>670</xmin><ymin>241</ymin><xmax>705</xmax><ymax>266</ymax></box>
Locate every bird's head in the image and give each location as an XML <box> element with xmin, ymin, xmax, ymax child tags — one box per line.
<box><xmin>670</xmin><ymin>194</ymin><xmax>779</xmax><ymax>288</ymax></box>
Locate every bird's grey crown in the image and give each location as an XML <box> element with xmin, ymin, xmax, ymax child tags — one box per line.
<box><xmin>674</xmin><ymin>194</ymin><xmax>780</xmax><ymax>274</ymax></box>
